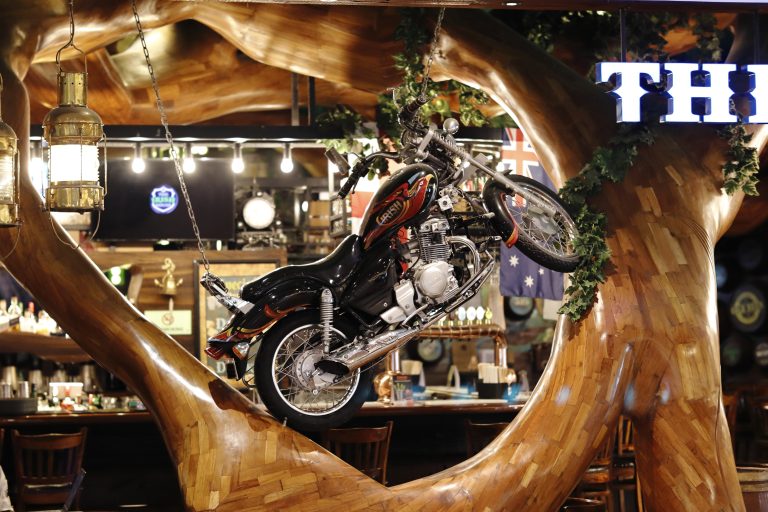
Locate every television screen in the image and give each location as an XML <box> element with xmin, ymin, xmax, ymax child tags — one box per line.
<box><xmin>94</xmin><ymin>159</ymin><xmax>235</xmax><ymax>241</ymax></box>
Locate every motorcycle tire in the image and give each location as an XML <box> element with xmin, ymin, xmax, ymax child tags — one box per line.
<box><xmin>488</xmin><ymin>175</ymin><xmax>580</xmax><ymax>273</ymax></box>
<box><xmin>254</xmin><ymin>309</ymin><xmax>373</xmax><ymax>432</ymax></box>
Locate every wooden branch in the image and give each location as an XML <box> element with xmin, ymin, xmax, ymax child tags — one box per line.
<box><xmin>2</xmin><ymin>4</ymin><xmax>766</xmax><ymax>511</ymax></box>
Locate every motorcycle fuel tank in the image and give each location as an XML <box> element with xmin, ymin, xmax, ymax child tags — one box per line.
<box><xmin>359</xmin><ymin>164</ymin><xmax>438</xmax><ymax>249</ymax></box>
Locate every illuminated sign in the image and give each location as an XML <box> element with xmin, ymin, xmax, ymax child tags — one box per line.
<box><xmin>596</xmin><ymin>62</ymin><xmax>768</xmax><ymax>123</ymax></box>
<box><xmin>149</xmin><ymin>185</ymin><xmax>179</xmax><ymax>214</ymax></box>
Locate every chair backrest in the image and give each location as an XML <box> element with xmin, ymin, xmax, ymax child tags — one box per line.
<box><xmin>12</xmin><ymin>428</ymin><xmax>87</xmax><ymax>487</ymax></box>
<box><xmin>321</xmin><ymin>421</ymin><xmax>393</xmax><ymax>484</ymax></box>
<box><xmin>464</xmin><ymin>420</ymin><xmax>508</xmax><ymax>457</ymax></box>
<box><xmin>561</xmin><ymin>496</ymin><xmax>606</xmax><ymax>511</ymax></box>
<box><xmin>617</xmin><ymin>415</ymin><xmax>635</xmax><ymax>457</ymax></box>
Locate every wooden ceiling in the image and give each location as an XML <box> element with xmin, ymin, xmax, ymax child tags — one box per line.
<box><xmin>3</xmin><ymin>0</ymin><xmax>738</xmax><ymax>128</ymax></box>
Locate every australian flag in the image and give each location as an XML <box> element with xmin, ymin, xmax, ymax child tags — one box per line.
<box><xmin>498</xmin><ymin>128</ymin><xmax>564</xmax><ymax>301</ymax></box>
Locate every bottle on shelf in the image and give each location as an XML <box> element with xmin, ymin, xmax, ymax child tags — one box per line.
<box><xmin>7</xmin><ymin>296</ymin><xmax>21</xmax><ymax>331</ymax></box>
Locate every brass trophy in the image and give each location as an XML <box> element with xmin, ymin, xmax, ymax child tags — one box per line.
<box><xmin>155</xmin><ymin>258</ymin><xmax>183</xmax><ymax>296</ymax></box>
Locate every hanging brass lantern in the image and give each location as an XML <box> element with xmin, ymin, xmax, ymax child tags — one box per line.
<box><xmin>0</xmin><ymin>76</ymin><xmax>20</xmax><ymax>226</ymax></box>
<box><xmin>42</xmin><ymin>0</ymin><xmax>105</xmax><ymax>212</ymax></box>
<box><xmin>43</xmin><ymin>70</ymin><xmax>105</xmax><ymax>211</ymax></box>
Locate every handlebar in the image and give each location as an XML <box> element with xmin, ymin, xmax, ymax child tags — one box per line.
<box><xmin>335</xmin><ymin>151</ymin><xmax>400</xmax><ymax>200</ymax></box>
<box><xmin>399</xmin><ymin>94</ymin><xmax>429</xmax><ymax>123</ymax></box>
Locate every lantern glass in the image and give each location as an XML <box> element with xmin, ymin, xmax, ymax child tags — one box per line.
<box><xmin>0</xmin><ymin>155</ymin><xmax>14</xmax><ymax>203</ymax></box>
<box><xmin>42</xmin><ymin>71</ymin><xmax>105</xmax><ymax>212</ymax></box>
<box><xmin>49</xmin><ymin>144</ymin><xmax>99</xmax><ymax>182</ymax></box>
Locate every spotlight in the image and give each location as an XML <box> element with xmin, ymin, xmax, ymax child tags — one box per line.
<box><xmin>131</xmin><ymin>143</ymin><xmax>145</xmax><ymax>174</ymax></box>
<box><xmin>280</xmin><ymin>143</ymin><xmax>293</xmax><ymax>174</ymax></box>
<box><xmin>182</xmin><ymin>142</ymin><xmax>195</xmax><ymax>174</ymax></box>
<box><xmin>231</xmin><ymin>143</ymin><xmax>245</xmax><ymax>174</ymax></box>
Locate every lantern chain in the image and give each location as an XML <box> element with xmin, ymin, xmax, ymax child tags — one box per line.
<box><xmin>420</xmin><ymin>6</ymin><xmax>446</xmax><ymax>98</ymax></box>
<box><xmin>131</xmin><ymin>0</ymin><xmax>210</xmax><ymax>273</ymax></box>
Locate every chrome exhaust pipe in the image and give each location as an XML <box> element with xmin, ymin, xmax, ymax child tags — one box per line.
<box><xmin>315</xmin><ymin>326</ymin><xmax>420</xmax><ymax>375</ymax></box>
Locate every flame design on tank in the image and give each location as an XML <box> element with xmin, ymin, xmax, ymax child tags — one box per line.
<box><xmin>363</xmin><ymin>174</ymin><xmax>435</xmax><ymax>249</ymax></box>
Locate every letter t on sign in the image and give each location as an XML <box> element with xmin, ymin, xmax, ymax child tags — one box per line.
<box><xmin>663</xmin><ymin>63</ymin><xmax>737</xmax><ymax>123</ymax></box>
<box><xmin>596</xmin><ymin>62</ymin><xmax>661</xmax><ymax>122</ymax></box>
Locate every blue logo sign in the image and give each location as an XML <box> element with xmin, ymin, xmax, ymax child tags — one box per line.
<box><xmin>150</xmin><ymin>185</ymin><xmax>178</xmax><ymax>215</ymax></box>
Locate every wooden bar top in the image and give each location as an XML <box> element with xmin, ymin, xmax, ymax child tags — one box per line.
<box><xmin>0</xmin><ymin>399</ymin><xmax>525</xmax><ymax>426</ymax></box>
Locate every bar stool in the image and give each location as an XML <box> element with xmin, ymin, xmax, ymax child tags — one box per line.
<box><xmin>11</xmin><ymin>428</ymin><xmax>87</xmax><ymax>512</ymax></box>
<box><xmin>321</xmin><ymin>421</ymin><xmax>393</xmax><ymax>485</ymax></box>
<box><xmin>464</xmin><ymin>420</ymin><xmax>508</xmax><ymax>457</ymax></box>
<box><xmin>612</xmin><ymin>416</ymin><xmax>644</xmax><ymax>512</ymax></box>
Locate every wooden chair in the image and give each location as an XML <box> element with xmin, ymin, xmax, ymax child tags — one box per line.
<box><xmin>723</xmin><ymin>392</ymin><xmax>739</xmax><ymax>454</ymax></box>
<box><xmin>11</xmin><ymin>428</ymin><xmax>87</xmax><ymax>512</ymax></box>
<box><xmin>321</xmin><ymin>421</ymin><xmax>393</xmax><ymax>485</ymax></box>
<box><xmin>612</xmin><ymin>416</ymin><xmax>644</xmax><ymax>512</ymax></box>
<box><xmin>575</xmin><ymin>427</ymin><xmax>615</xmax><ymax>511</ymax></box>
<box><xmin>560</xmin><ymin>496</ymin><xmax>606</xmax><ymax>511</ymax></box>
<box><xmin>464</xmin><ymin>420</ymin><xmax>508</xmax><ymax>457</ymax></box>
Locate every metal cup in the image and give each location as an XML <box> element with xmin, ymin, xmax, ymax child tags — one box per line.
<box><xmin>18</xmin><ymin>381</ymin><xmax>30</xmax><ymax>398</ymax></box>
<box><xmin>0</xmin><ymin>383</ymin><xmax>12</xmax><ymax>398</ymax></box>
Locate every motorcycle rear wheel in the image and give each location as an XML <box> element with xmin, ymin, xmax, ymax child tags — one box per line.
<box><xmin>500</xmin><ymin>175</ymin><xmax>579</xmax><ymax>273</ymax></box>
<box><xmin>255</xmin><ymin>309</ymin><xmax>373</xmax><ymax>431</ymax></box>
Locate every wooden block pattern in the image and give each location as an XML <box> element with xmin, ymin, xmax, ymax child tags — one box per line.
<box><xmin>1</xmin><ymin>4</ymin><xmax>764</xmax><ymax>512</ymax></box>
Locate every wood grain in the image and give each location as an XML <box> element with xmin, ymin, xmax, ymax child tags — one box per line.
<box><xmin>0</xmin><ymin>3</ymin><xmax>764</xmax><ymax>512</ymax></box>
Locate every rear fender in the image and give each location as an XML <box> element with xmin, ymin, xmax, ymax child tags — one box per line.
<box><xmin>209</xmin><ymin>278</ymin><xmax>326</xmax><ymax>343</ymax></box>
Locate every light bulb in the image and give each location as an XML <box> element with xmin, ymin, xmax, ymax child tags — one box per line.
<box><xmin>131</xmin><ymin>157</ymin><xmax>146</xmax><ymax>174</ymax></box>
<box><xmin>231</xmin><ymin>157</ymin><xmax>245</xmax><ymax>174</ymax></box>
<box><xmin>182</xmin><ymin>157</ymin><xmax>196</xmax><ymax>174</ymax></box>
<box><xmin>301</xmin><ymin>200</ymin><xmax>309</xmax><ymax>213</ymax></box>
<box><xmin>280</xmin><ymin>156</ymin><xmax>294</xmax><ymax>174</ymax></box>
<box><xmin>280</xmin><ymin>143</ymin><xmax>293</xmax><ymax>173</ymax></box>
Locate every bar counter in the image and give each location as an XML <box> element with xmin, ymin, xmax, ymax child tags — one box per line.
<box><xmin>0</xmin><ymin>399</ymin><xmax>524</xmax><ymax>509</ymax></box>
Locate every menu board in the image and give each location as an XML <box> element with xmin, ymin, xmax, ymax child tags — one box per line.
<box><xmin>194</xmin><ymin>260</ymin><xmax>280</xmax><ymax>385</ymax></box>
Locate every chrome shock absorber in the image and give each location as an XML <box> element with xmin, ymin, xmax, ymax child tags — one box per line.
<box><xmin>320</xmin><ymin>289</ymin><xmax>333</xmax><ymax>355</ymax></box>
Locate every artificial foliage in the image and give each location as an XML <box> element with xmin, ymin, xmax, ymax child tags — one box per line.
<box><xmin>557</xmin><ymin>124</ymin><xmax>655</xmax><ymax>321</ymax></box>
<box><xmin>720</xmin><ymin>122</ymin><xmax>760</xmax><ymax>196</ymax></box>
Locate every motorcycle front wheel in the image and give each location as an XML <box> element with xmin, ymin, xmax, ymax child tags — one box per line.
<box><xmin>254</xmin><ymin>309</ymin><xmax>373</xmax><ymax>431</ymax></box>
<box><xmin>495</xmin><ymin>175</ymin><xmax>579</xmax><ymax>273</ymax></box>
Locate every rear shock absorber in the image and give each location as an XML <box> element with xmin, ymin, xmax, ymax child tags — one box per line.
<box><xmin>320</xmin><ymin>289</ymin><xmax>333</xmax><ymax>355</ymax></box>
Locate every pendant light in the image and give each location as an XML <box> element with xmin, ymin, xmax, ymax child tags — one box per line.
<box><xmin>0</xmin><ymin>76</ymin><xmax>20</xmax><ymax>226</ymax></box>
<box><xmin>42</xmin><ymin>0</ymin><xmax>106</xmax><ymax>212</ymax></box>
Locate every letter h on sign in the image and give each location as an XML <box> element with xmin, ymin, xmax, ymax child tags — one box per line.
<box><xmin>597</xmin><ymin>62</ymin><xmax>768</xmax><ymax>124</ymax></box>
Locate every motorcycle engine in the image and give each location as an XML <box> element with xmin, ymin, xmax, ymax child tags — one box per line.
<box><xmin>412</xmin><ymin>216</ymin><xmax>459</xmax><ymax>304</ymax></box>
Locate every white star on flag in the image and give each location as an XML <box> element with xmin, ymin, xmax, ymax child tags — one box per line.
<box><xmin>509</xmin><ymin>255</ymin><xmax>519</xmax><ymax>267</ymax></box>
<box><xmin>538</xmin><ymin>268</ymin><xmax>545</xmax><ymax>275</ymax></box>
<box><xmin>524</xmin><ymin>275</ymin><xmax>534</xmax><ymax>288</ymax></box>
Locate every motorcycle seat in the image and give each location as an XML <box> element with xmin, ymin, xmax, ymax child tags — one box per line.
<box><xmin>241</xmin><ymin>234</ymin><xmax>364</xmax><ymax>299</ymax></box>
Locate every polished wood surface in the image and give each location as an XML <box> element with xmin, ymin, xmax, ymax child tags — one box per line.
<box><xmin>0</xmin><ymin>4</ymin><xmax>764</xmax><ymax>512</ymax></box>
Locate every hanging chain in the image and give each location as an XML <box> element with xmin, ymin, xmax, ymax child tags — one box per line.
<box><xmin>420</xmin><ymin>7</ymin><xmax>446</xmax><ymax>98</ymax></box>
<box><xmin>131</xmin><ymin>0</ymin><xmax>211</xmax><ymax>273</ymax></box>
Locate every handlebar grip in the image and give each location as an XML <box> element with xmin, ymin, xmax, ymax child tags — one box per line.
<box><xmin>400</xmin><ymin>94</ymin><xmax>428</xmax><ymax>121</ymax></box>
<box><xmin>336</xmin><ymin>177</ymin><xmax>356</xmax><ymax>200</ymax></box>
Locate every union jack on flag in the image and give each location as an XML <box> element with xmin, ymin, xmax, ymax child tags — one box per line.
<box><xmin>499</xmin><ymin>127</ymin><xmax>539</xmax><ymax>179</ymax></box>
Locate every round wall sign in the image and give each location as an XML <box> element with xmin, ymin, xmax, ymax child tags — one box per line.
<box><xmin>150</xmin><ymin>185</ymin><xmax>179</xmax><ymax>215</ymax></box>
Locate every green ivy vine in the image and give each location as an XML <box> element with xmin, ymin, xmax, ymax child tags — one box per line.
<box><xmin>557</xmin><ymin>124</ymin><xmax>655</xmax><ymax>321</ymax></box>
<box><xmin>719</xmin><ymin>122</ymin><xmax>760</xmax><ymax>196</ymax></box>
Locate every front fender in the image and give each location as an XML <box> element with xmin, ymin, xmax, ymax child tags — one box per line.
<box><xmin>482</xmin><ymin>180</ymin><xmax>519</xmax><ymax>248</ymax></box>
<box><xmin>211</xmin><ymin>278</ymin><xmax>325</xmax><ymax>343</ymax></box>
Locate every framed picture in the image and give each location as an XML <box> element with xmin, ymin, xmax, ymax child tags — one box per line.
<box><xmin>193</xmin><ymin>258</ymin><xmax>280</xmax><ymax>383</ymax></box>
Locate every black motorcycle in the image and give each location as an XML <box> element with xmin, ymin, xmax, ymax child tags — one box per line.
<box><xmin>201</xmin><ymin>95</ymin><xmax>579</xmax><ymax>431</ymax></box>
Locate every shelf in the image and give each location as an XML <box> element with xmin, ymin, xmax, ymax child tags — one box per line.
<box><xmin>0</xmin><ymin>331</ymin><xmax>90</xmax><ymax>363</ymax></box>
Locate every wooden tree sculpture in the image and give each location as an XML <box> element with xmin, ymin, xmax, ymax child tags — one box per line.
<box><xmin>0</xmin><ymin>3</ymin><xmax>763</xmax><ymax>511</ymax></box>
